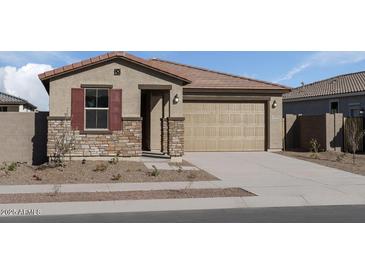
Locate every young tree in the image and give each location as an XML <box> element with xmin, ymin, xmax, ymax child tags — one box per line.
<box><xmin>52</xmin><ymin>117</ymin><xmax>76</xmax><ymax>166</ymax></box>
<box><xmin>345</xmin><ymin>118</ymin><xmax>365</xmax><ymax>164</ymax></box>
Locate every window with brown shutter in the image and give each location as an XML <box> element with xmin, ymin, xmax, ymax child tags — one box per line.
<box><xmin>72</xmin><ymin>87</ymin><xmax>121</xmax><ymax>132</ymax></box>
<box><xmin>85</xmin><ymin>88</ymin><xmax>109</xmax><ymax>130</ymax></box>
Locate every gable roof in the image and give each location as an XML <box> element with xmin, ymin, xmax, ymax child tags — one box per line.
<box><xmin>284</xmin><ymin>70</ymin><xmax>365</xmax><ymax>100</ymax></box>
<box><xmin>148</xmin><ymin>58</ymin><xmax>290</xmax><ymax>90</ymax></box>
<box><xmin>39</xmin><ymin>51</ymin><xmax>290</xmax><ymax>92</ymax></box>
<box><xmin>0</xmin><ymin>92</ymin><xmax>37</xmax><ymax>110</ymax></box>
<box><xmin>38</xmin><ymin>52</ymin><xmax>191</xmax><ymax>87</ymax></box>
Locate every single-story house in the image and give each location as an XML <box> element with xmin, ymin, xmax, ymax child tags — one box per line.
<box><xmin>0</xmin><ymin>92</ymin><xmax>37</xmax><ymax>112</ymax></box>
<box><xmin>284</xmin><ymin>71</ymin><xmax>365</xmax><ymax>117</ymax></box>
<box><xmin>39</xmin><ymin>51</ymin><xmax>290</xmax><ymax>161</ymax></box>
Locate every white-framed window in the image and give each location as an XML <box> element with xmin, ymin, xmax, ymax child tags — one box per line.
<box><xmin>329</xmin><ymin>99</ymin><xmax>339</xmax><ymax>114</ymax></box>
<box><xmin>84</xmin><ymin>88</ymin><xmax>109</xmax><ymax>130</ymax></box>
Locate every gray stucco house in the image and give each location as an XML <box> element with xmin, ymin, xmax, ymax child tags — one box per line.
<box><xmin>283</xmin><ymin>71</ymin><xmax>365</xmax><ymax>117</ymax></box>
<box><xmin>0</xmin><ymin>92</ymin><xmax>37</xmax><ymax>112</ymax></box>
<box><xmin>38</xmin><ymin>51</ymin><xmax>289</xmax><ymax>161</ymax></box>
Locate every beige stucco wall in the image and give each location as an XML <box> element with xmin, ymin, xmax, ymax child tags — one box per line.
<box><xmin>49</xmin><ymin>59</ymin><xmax>184</xmax><ymax>118</ymax></box>
<box><xmin>267</xmin><ymin>96</ymin><xmax>283</xmax><ymax>151</ymax></box>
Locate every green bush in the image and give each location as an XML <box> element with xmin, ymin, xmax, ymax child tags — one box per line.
<box><xmin>7</xmin><ymin>162</ymin><xmax>17</xmax><ymax>172</ymax></box>
<box><xmin>150</xmin><ymin>165</ymin><xmax>160</xmax><ymax>177</ymax></box>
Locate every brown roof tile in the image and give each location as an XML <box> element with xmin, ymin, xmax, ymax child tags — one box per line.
<box><xmin>148</xmin><ymin>58</ymin><xmax>289</xmax><ymax>90</ymax></box>
<box><xmin>38</xmin><ymin>51</ymin><xmax>191</xmax><ymax>83</ymax></box>
<box><xmin>0</xmin><ymin>92</ymin><xmax>37</xmax><ymax>110</ymax></box>
<box><xmin>39</xmin><ymin>52</ymin><xmax>290</xmax><ymax>92</ymax></box>
<box><xmin>284</xmin><ymin>70</ymin><xmax>365</xmax><ymax>100</ymax></box>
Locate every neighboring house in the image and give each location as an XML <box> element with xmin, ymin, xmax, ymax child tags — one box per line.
<box><xmin>283</xmin><ymin>71</ymin><xmax>365</xmax><ymax>117</ymax></box>
<box><xmin>0</xmin><ymin>92</ymin><xmax>37</xmax><ymax>112</ymax></box>
<box><xmin>38</xmin><ymin>51</ymin><xmax>289</xmax><ymax>161</ymax></box>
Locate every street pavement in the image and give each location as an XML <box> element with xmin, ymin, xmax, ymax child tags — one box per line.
<box><xmin>2</xmin><ymin>205</ymin><xmax>365</xmax><ymax>223</ymax></box>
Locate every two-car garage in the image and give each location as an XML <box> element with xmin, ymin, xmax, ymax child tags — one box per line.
<box><xmin>184</xmin><ymin>101</ymin><xmax>266</xmax><ymax>152</ymax></box>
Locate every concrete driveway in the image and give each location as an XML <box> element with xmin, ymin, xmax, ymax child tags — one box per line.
<box><xmin>184</xmin><ymin>152</ymin><xmax>365</xmax><ymax>207</ymax></box>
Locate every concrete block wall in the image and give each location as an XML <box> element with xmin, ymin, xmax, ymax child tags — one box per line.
<box><xmin>325</xmin><ymin>113</ymin><xmax>343</xmax><ymax>151</ymax></box>
<box><xmin>284</xmin><ymin>114</ymin><xmax>299</xmax><ymax>150</ymax></box>
<box><xmin>284</xmin><ymin>113</ymin><xmax>344</xmax><ymax>152</ymax></box>
<box><xmin>0</xmin><ymin>112</ymin><xmax>48</xmax><ymax>165</ymax></box>
<box><xmin>299</xmin><ymin>115</ymin><xmax>327</xmax><ymax>151</ymax></box>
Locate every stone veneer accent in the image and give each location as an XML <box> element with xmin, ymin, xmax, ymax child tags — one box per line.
<box><xmin>161</xmin><ymin>118</ymin><xmax>168</xmax><ymax>154</ymax></box>
<box><xmin>47</xmin><ymin>117</ymin><xmax>142</xmax><ymax>158</ymax></box>
<box><xmin>167</xmin><ymin>117</ymin><xmax>184</xmax><ymax>157</ymax></box>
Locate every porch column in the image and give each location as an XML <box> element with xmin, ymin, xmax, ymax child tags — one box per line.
<box><xmin>161</xmin><ymin>117</ymin><xmax>169</xmax><ymax>154</ymax></box>
<box><xmin>167</xmin><ymin>117</ymin><xmax>185</xmax><ymax>159</ymax></box>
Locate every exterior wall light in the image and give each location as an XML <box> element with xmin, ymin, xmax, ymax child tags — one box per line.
<box><xmin>173</xmin><ymin>94</ymin><xmax>180</xmax><ymax>104</ymax></box>
<box><xmin>272</xmin><ymin>100</ymin><xmax>277</xmax><ymax>109</ymax></box>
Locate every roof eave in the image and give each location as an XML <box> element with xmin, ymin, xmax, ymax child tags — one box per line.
<box><xmin>38</xmin><ymin>55</ymin><xmax>191</xmax><ymax>85</ymax></box>
<box><xmin>184</xmin><ymin>86</ymin><xmax>291</xmax><ymax>93</ymax></box>
<box><xmin>0</xmin><ymin>101</ymin><xmax>37</xmax><ymax>109</ymax></box>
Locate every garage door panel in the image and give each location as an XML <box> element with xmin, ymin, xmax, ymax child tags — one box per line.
<box><xmin>184</xmin><ymin>102</ymin><xmax>265</xmax><ymax>152</ymax></box>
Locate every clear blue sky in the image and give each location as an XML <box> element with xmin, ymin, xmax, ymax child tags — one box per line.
<box><xmin>2</xmin><ymin>51</ymin><xmax>365</xmax><ymax>87</ymax></box>
<box><xmin>1</xmin><ymin>51</ymin><xmax>365</xmax><ymax>111</ymax></box>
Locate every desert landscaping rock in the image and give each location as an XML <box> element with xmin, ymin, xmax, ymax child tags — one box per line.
<box><xmin>277</xmin><ymin>151</ymin><xmax>365</xmax><ymax>176</ymax></box>
<box><xmin>0</xmin><ymin>160</ymin><xmax>218</xmax><ymax>185</ymax></box>
<box><xmin>0</xmin><ymin>188</ymin><xmax>255</xmax><ymax>204</ymax></box>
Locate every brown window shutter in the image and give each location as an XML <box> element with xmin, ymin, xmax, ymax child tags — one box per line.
<box><xmin>109</xmin><ymin>89</ymin><xmax>122</xmax><ymax>131</ymax></box>
<box><xmin>71</xmin><ymin>88</ymin><xmax>84</xmax><ymax>130</ymax></box>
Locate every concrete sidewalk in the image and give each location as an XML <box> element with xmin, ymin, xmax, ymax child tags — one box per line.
<box><xmin>2</xmin><ymin>192</ymin><xmax>365</xmax><ymax>217</ymax></box>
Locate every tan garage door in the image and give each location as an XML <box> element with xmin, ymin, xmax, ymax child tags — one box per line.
<box><xmin>184</xmin><ymin>102</ymin><xmax>266</xmax><ymax>151</ymax></box>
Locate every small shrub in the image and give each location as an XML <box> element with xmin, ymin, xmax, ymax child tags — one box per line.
<box><xmin>93</xmin><ymin>163</ymin><xmax>107</xmax><ymax>172</ymax></box>
<box><xmin>32</xmin><ymin>174</ymin><xmax>42</xmax><ymax>181</ymax></box>
<box><xmin>0</xmin><ymin>164</ymin><xmax>9</xmax><ymax>176</ymax></box>
<box><xmin>81</xmin><ymin>159</ymin><xmax>86</xmax><ymax>165</ymax></box>
<box><xmin>109</xmin><ymin>151</ymin><xmax>121</xmax><ymax>165</ymax></box>
<box><xmin>7</xmin><ymin>162</ymin><xmax>17</xmax><ymax>172</ymax></box>
<box><xmin>49</xmin><ymin>184</ymin><xmax>61</xmax><ymax>197</ymax></box>
<box><xmin>111</xmin><ymin>173</ymin><xmax>122</xmax><ymax>181</ymax></box>
<box><xmin>150</xmin><ymin>165</ymin><xmax>160</xmax><ymax>177</ymax></box>
<box><xmin>336</xmin><ymin>153</ymin><xmax>346</xmax><ymax>162</ymax></box>
<box><xmin>309</xmin><ymin>138</ymin><xmax>321</xmax><ymax>159</ymax></box>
